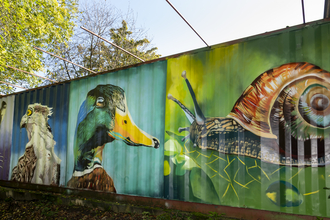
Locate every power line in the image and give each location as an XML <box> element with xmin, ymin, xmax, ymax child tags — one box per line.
<box><xmin>33</xmin><ymin>46</ymin><xmax>97</xmax><ymax>74</ymax></box>
<box><xmin>80</xmin><ymin>26</ymin><xmax>145</xmax><ymax>62</ymax></box>
<box><xmin>6</xmin><ymin>66</ymin><xmax>58</xmax><ymax>83</ymax></box>
<box><xmin>165</xmin><ymin>0</ymin><xmax>210</xmax><ymax>48</ymax></box>
<box><xmin>301</xmin><ymin>0</ymin><xmax>306</xmax><ymax>24</ymax></box>
<box><xmin>0</xmin><ymin>80</ymin><xmax>26</xmax><ymax>90</ymax></box>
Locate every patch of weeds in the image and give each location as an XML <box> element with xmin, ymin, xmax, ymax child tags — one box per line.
<box><xmin>43</xmin><ymin>195</ymin><xmax>56</xmax><ymax>202</ymax></box>
<box><xmin>142</xmin><ymin>211</ymin><xmax>152</xmax><ymax>220</ymax></box>
<box><xmin>42</xmin><ymin>206</ymin><xmax>50</xmax><ymax>212</ymax></box>
<box><xmin>168</xmin><ymin>210</ymin><xmax>185</xmax><ymax>219</ymax></box>
<box><xmin>192</xmin><ymin>212</ymin><xmax>207</xmax><ymax>218</ymax></box>
<box><xmin>107</xmin><ymin>205</ymin><xmax>113</xmax><ymax>212</ymax></box>
<box><xmin>207</xmin><ymin>211</ymin><xmax>225</xmax><ymax>220</ymax></box>
<box><xmin>4</xmin><ymin>197</ymin><xmax>13</xmax><ymax>202</ymax></box>
<box><xmin>41</xmin><ymin>206</ymin><xmax>58</xmax><ymax>217</ymax></box>
<box><xmin>56</xmin><ymin>197</ymin><xmax>63</xmax><ymax>205</ymax></box>
<box><xmin>156</xmin><ymin>213</ymin><xmax>171</xmax><ymax>220</ymax></box>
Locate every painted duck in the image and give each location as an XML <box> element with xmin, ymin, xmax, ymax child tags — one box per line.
<box><xmin>67</xmin><ymin>85</ymin><xmax>160</xmax><ymax>192</ymax></box>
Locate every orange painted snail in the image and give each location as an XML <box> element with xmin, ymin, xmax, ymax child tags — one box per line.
<box><xmin>167</xmin><ymin>62</ymin><xmax>330</xmax><ymax>166</ymax></box>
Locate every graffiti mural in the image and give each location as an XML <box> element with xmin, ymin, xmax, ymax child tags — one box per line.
<box><xmin>0</xmin><ymin>96</ymin><xmax>15</xmax><ymax>180</ymax></box>
<box><xmin>11</xmin><ymin>104</ymin><xmax>61</xmax><ymax>185</ymax></box>
<box><xmin>0</xmin><ymin>101</ymin><xmax>7</xmax><ymax>126</ymax></box>
<box><xmin>10</xmin><ymin>84</ymin><xmax>70</xmax><ymax>186</ymax></box>
<box><xmin>66</xmin><ymin>61</ymin><xmax>166</xmax><ymax>196</ymax></box>
<box><xmin>0</xmin><ymin>101</ymin><xmax>7</xmax><ymax>176</ymax></box>
<box><xmin>165</xmin><ymin>61</ymin><xmax>330</xmax><ymax>215</ymax></box>
<box><xmin>168</xmin><ymin>63</ymin><xmax>330</xmax><ymax>166</ymax></box>
<box><xmin>67</xmin><ymin>85</ymin><xmax>160</xmax><ymax>192</ymax></box>
<box><xmin>0</xmin><ymin>18</ymin><xmax>330</xmax><ymax>219</ymax></box>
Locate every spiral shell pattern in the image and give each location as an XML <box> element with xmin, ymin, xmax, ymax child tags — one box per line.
<box><xmin>227</xmin><ymin>62</ymin><xmax>330</xmax><ymax>140</ymax></box>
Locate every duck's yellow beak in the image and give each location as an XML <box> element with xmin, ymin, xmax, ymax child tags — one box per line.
<box><xmin>108</xmin><ymin>107</ymin><xmax>159</xmax><ymax>148</ymax></box>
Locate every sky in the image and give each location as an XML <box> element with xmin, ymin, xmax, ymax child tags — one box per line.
<box><xmin>92</xmin><ymin>0</ymin><xmax>325</xmax><ymax>57</ymax></box>
<box><xmin>3</xmin><ymin>0</ymin><xmax>326</xmax><ymax>94</ymax></box>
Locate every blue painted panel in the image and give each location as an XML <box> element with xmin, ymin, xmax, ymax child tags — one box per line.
<box><xmin>0</xmin><ymin>96</ymin><xmax>15</xmax><ymax>180</ymax></box>
<box><xmin>10</xmin><ymin>84</ymin><xmax>70</xmax><ymax>186</ymax></box>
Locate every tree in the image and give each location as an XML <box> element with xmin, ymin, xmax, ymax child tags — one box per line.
<box><xmin>45</xmin><ymin>1</ymin><xmax>160</xmax><ymax>82</ymax></box>
<box><xmin>44</xmin><ymin>1</ymin><xmax>121</xmax><ymax>81</ymax></box>
<box><xmin>88</xmin><ymin>20</ymin><xmax>161</xmax><ymax>71</ymax></box>
<box><xmin>0</xmin><ymin>0</ymin><xmax>78</xmax><ymax>94</ymax></box>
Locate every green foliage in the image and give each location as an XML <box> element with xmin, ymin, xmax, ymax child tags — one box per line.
<box><xmin>41</xmin><ymin>206</ymin><xmax>57</xmax><ymax>217</ymax></box>
<box><xmin>82</xmin><ymin>20</ymin><xmax>161</xmax><ymax>73</ymax></box>
<box><xmin>45</xmin><ymin>2</ymin><xmax>160</xmax><ymax>82</ymax></box>
<box><xmin>56</xmin><ymin>197</ymin><xmax>63</xmax><ymax>205</ymax></box>
<box><xmin>0</xmin><ymin>0</ymin><xmax>78</xmax><ymax>94</ymax></box>
<box><xmin>142</xmin><ymin>211</ymin><xmax>152</xmax><ymax>220</ymax></box>
<box><xmin>156</xmin><ymin>213</ymin><xmax>171</xmax><ymax>220</ymax></box>
<box><xmin>4</xmin><ymin>197</ymin><xmax>12</xmax><ymax>202</ymax></box>
<box><xmin>207</xmin><ymin>211</ymin><xmax>225</xmax><ymax>219</ymax></box>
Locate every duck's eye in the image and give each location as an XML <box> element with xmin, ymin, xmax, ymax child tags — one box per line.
<box><xmin>27</xmin><ymin>109</ymin><xmax>33</xmax><ymax>116</ymax></box>
<box><xmin>123</xmin><ymin>120</ymin><xmax>127</xmax><ymax>124</ymax></box>
<box><xmin>96</xmin><ymin>97</ymin><xmax>105</xmax><ymax>107</ymax></box>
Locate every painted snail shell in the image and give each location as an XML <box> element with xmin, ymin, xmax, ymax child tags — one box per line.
<box><xmin>227</xmin><ymin>62</ymin><xmax>330</xmax><ymax>165</ymax></box>
<box><xmin>168</xmin><ymin>62</ymin><xmax>330</xmax><ymax>166</ymax></box>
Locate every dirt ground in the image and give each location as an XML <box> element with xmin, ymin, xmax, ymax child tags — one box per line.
<box><xmin>0</xmin><ymin>197</ymin><xmax>235</xmax><ymax>220</ymax></box>
<box><xmin>0</xmin><ymin>198</ymin><xmax>158</xmax><ymax>220</ymax></box>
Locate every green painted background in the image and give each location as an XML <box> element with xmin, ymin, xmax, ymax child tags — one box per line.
<box><xmin>164</xmin><ymin>21</ymin><xmax>330</xmax><ymax>217</ymax></box>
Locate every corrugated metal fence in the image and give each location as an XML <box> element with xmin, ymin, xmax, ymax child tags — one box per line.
<box><xmin>1</xmin><ymin>19</ymin><xmax>330</xmax><ymax>218</ymax></box>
